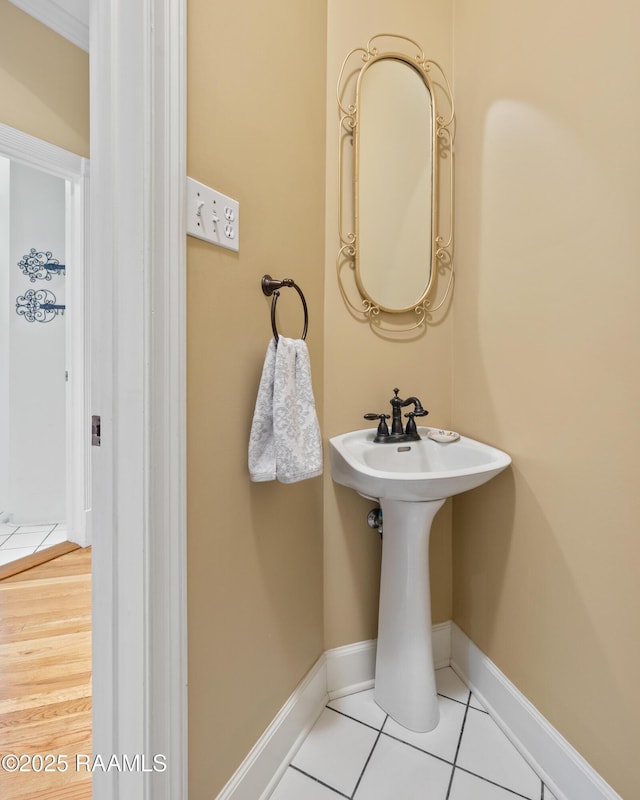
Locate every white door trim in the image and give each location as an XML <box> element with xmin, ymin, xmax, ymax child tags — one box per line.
<box><xmin>65</xmin><ymin>155</ymin><xmax>90</xmax><ymax>547</ymax></box>
<box><xmin>7</xmin><ymin>0</ymin><xmax>89</xmax><ymax>52</ymax></box>
<box><xmin>0</xmin><ymin>122</ymin><xmax>87</xmax><ymax>177</ymax></box>
<box><xmin>89</xmin><ymin>1</ymin><xmax>187</xmax><ymax>798</ymax></box>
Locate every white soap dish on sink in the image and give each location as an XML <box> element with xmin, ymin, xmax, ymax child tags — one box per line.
<box><xmin>426</xmin><ymin>429</ymin><xmax>460</xmax><ymax>443</ymax></box>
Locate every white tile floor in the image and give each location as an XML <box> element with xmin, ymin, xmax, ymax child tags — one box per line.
<box><xmin>270</xmin><ymin>668</ymin><xmax>558</xmax><ymax>800</ymax></box>
<box><xmin>0</xmin><ymin>521</ymin><xmax>68</xmax><ymax>567</ymax></box>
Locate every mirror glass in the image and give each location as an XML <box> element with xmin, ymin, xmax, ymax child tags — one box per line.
<box><xmin>357</xmin><ymin>58</ymin><xmax>433</xmax><ymax>311</ymax></box>
<box><xmin>337</xmin><ymin>36</ymin><xmax>454</xmax><ymax>331</ymax></box>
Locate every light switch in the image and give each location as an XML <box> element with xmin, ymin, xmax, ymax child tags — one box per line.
<box><xmin>186</xmin><ymin>177</ymin><xmax>239</xmax><ymax>252</ymax></box>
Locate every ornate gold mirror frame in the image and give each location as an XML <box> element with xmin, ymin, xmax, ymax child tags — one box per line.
<box><xmin>337</xmin><ymin>34</ymin><xmax>455</xmax><ymax>333</ymax></box>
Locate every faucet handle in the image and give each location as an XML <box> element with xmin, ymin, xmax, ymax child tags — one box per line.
<box><xmin>404</xmin><ymin>410</ymin><xmax>427</xmax><ymax>438</ymax></box>
<box><xmin>364</xmin><ymin>413</ymin><xmax>390</xmax><ymax>437</ymax></box>
<box><xmin>404</xmin><ymin>412</ymin><xmax>418</xmax><ymax>437</ymax></box>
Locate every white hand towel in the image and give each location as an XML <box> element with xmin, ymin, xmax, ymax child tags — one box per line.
<box><xmin>248</xmin><ymin>337</ymin><xmax>322</xmax><ymax>483</ymax></box>
<box><xmin>273</xmin><ymin>336</ymin><xmax>323</xmax><ymax>483</ymax></box>
<box><xmin>248</xmin><ymin>339</ymin><xmax>278</xmax><ymax>482</ymax></box>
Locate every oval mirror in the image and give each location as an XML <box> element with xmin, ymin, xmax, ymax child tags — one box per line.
<box><xmin>357</xmin><ymin>57</ymin><xmax>434</xmax><ymax>311</ymax></box>
<box><xmin>337</xmin><ymin>35</ymin><xmax>455</xmax><ymax>331</ymax></box>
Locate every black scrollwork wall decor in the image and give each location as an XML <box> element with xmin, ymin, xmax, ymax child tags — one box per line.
<box><xmin>15</xmin><ymin>289</ymin><xmax>65</xmax><ymax>323</ymax></box>
<box><xmin>17</xmin><ymin>249</ymin><xmax>66</xmax><ymax>282</ymax></box>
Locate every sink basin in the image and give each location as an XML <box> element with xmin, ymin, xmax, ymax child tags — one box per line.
<box><xmin>329</xmin><ymin>425</ymin><xmax>511</xmax><ymax>733</ymax></box>
<box><xmin>329</xmin><ymin>427</ymin><xmax>511</xmax><ymax>502</ymax></box>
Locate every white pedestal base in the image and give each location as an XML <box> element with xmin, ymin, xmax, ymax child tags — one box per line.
<box><xmin>374</xmin><ymin>497</ymin><xmax>446</xmax><ymax>732</ymax></box>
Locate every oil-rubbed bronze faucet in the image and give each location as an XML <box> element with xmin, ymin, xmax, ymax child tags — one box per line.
<box><xmin>364</xmin><ymin>388</ymin><xmax>429</xmax><ymax>443</ymax></box>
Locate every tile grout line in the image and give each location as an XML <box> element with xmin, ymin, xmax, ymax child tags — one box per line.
<box><xmin>0</xmin><ymin>523</ymin><xmax>63</xmax><ymax>559</ymax></box>
<box><xmin>437</xmin><ymin>691</ymin><xmax>488</xmax><ymax>712</ymax></box>
<box><xmin>445</xmin><ymin>689</ymin><xmax>472</xmax><ymax>799</ymax></box>
<box><xmin>286</xmin><ymin>680</ymin><xmax>545</xmax><ymax>800</ymax></box>
<box><xmin>378</xmin><ymin>729</ymin><xmax>455</xmax><ymax>769</ymax></box>
<box><xmin>327</xmin><ymin>700</ymin><xmax>462</xmax><ymax>773</ymax></box>
<box><xmin>454</xmin><ymin>764</ymin><xmax>541</xmax><ymax>800</ymax></box>
<box><xmin>328</xmin><ymin>688</ymin><xmax>484</xmax><ymax>725</ymax></box>
<box><xmin>326</xmin><ymin>690</ymin><xmax>490</xmax><ymax>783</ymax></box>
<box><xmin>445</xmin><ymin>695</ymin><xmax>544</xmax><ymax>800</ymax></box>
<box><xmin>326</xmin><ymin>705</ymin><xmax>383</xmax><ymax>734</ymax></box>
<box><xmin>39</xmin><ymin>529</ymin><xmax>54</xmax><ymax>547</ymax></box>
<box><xmin>350</xmin><ymin>714</ymin><xmax>388</xmax><ymax>799</ymax></box>
<box><xmin>289</xmin><ymin>765</ymin><xmax>350</xmax><ymax>798</ymax></box>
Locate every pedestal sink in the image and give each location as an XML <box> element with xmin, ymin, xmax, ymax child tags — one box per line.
<box><xmin>329</xmin><ymin>427</ymin><xmax>511</xmax><ymax>732</ymax></box>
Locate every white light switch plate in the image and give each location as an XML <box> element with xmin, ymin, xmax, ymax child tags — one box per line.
<box><xmin>186</xmin><ymin>177</ymin><xmax>239</xmax><ymax>251</ymax></box>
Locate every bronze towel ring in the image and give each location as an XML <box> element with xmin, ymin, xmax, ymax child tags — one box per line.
<box><xmin>261</xmin><ymin>274</ymin><xmax>309</xmax><ymax>344</ymax></box>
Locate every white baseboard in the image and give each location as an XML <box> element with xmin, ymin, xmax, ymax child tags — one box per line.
<box><xmin>215</xmin><ymin>656</ymin><xmax>328</xmax><ymax>800</ymax></box>
<box><xmin>325</xmin><ymin>638</ymin><xmax>376</xmax><ymax>698</ymax></box>
<box><xmin>450</xmin><ymin>623</ymin><xmax>623</xmax><ymax>800</ymax></box>
<box><xmin>216</xmin><ymin>622</ymin><xmax>621</xmax><ymax>800</ymax></box>
<box><xmin>432</xmin><ymin>621</ymin><xmax>452</xmax><ymax>669</ymax></box>
<box><xmin>326</xmin><ymin>621</ymin><xmax>452</xmax><ymax>700</ymax></box>
<box><xmin>216</xmin><ymin>622</ymin><xmax>452</xmax><ymax>799</ymax></box>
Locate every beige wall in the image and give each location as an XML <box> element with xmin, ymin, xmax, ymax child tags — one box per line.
<box><xmin>187</xmin><ymin>3</ymin><xmax>453</xmax><ymax>793</ymax></box>
<box><xmin>452</xmin><ymin>2</ymin><xmax>640</xmax><ymax>797</ymax></box>
<box><xmin>186</xmin><ymin>2</ymin><xmax>327</xmax><ymax>796</ymax></box>
<box><xmin>190</xmin><ymin>0</ymin><xmax>639</xmax><ymax>796</ymax></box>
<box><xmin>0</xmin><ymin>0</ymin><xmax>89</xmax><ymax>156</ymax></box>
<box><xmin>8</xmin><ymin>0</ymin><xmax>636</xmax><ymax>795</ymax></box>
<box><xmin>323</xmin><ymin>0</ymin><xmax>454</xmax><ymax>651</ymax></box>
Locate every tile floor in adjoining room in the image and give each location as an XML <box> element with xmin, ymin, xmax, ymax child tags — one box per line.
<box><xmin>0</xmin><ymin>522</ymin><xmax>68</xmax><ymax>566</ymax></box>
<box><xmin>270</xmin><ymin>667</ymin><xmax>558</xmax><ymax>800</ymax></box>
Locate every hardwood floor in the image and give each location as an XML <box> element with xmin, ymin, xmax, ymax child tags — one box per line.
<box><xmin>0</xmin><ymin>547</ymin><xmax>92</xmax><ymax>799</ymax></box>
<box><xmin>0</xmin><ymin>542</ymin><xmax>81</xmax><ymax>583</ymax></box>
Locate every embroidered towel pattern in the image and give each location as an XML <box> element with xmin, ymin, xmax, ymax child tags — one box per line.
<box><xmin>248</xmin><ymin>339</ymin><xmax>278</xmax><ymax>482</ymax></box>
<box><xmin>248</xmin><ymin>337</ymin><xmax>322</xmax><ymax>483</ymax></box>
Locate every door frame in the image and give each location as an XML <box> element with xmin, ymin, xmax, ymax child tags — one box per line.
<box><xmin>0</xmin><ymin>121</ymin><xmax>89</xmax><ymax>543</ymax></box>
<box><xmin>90</xmin><ymin>1</ymin><xmax>188</xmax><ymax>798</ymax></box>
